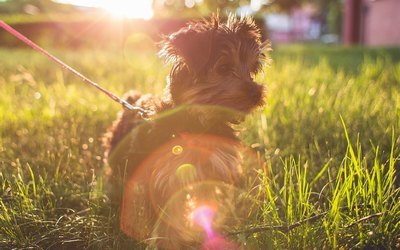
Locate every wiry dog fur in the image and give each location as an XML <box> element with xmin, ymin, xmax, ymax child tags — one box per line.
<box><xmin>103</xmin><ymin>14</ymin><xmax>269</xmax><ymax>249</ymax></box>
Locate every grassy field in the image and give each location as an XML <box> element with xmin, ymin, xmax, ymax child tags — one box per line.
<box><xmin>0</xmin><ymin>44</ymin><xmax>399</xmax><ymax>249</ymax></box>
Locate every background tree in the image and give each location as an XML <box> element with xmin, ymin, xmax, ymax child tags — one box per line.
<box><xmin>0</xmin><ymin>0</ymin><xmax>76</xmax><ymax>14</ymax></box>
<box><xmin>152</xmin><ymin>0</ymin><xmax>341</xmax><ymax>35</ymax></box>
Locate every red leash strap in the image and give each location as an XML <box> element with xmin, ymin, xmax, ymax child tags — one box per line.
<box><xmin>0</xmin><ymin>20</ymin><xmax>146</xmax><ymax>115</ymax></box>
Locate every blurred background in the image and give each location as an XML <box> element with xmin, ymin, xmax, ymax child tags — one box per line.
<box><xmin>1</xmin><ymin>0</ymin><xmax>399</xmax><ymax>48</ymax></box>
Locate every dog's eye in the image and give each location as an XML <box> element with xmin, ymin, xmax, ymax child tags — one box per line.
<box><xmin>217</xmin><ymin>64</ymin><xmax>232</xmax><ymax>75</ymax></box>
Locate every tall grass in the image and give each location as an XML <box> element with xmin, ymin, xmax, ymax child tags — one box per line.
<box><xmin>0</xmin><ymin>45</ymin><xmax>399</xmax><ymax>248</ymax></box>
<box><xmin>242</xmin><ymin>122</ymin><xmax>399</xmax><ymax>249</ymax></box>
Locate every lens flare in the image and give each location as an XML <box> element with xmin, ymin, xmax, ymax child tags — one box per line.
<box><xmin>115</xmin><ymin>105</ymin><xmax>262</xmax><ymax>248</ymax></box>
<box><xmin>172</xmin><ymin>145</ymin><xmax>184</xmax><ymax>155</ymax></box>
<box><xmin>191</xmin><ymin>205</ymin><xmax>215</xmax><ymax>238</ymax></box>
<box><xmin>191</xmin><ymin>205</ymin><xmax>240</xmax><ymax>249</ymax></box>
<box><xmin>202</xmin><ymin>235</ymin><xmax>239</xmax><ymax>250</ymax></box>
<box><xmin>175</xmin><ymin>163</ymin><xmax>197</xmax><ymax>181</ymax></box>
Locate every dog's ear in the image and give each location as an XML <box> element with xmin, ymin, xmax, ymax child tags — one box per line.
<box><xmin>159</xmin><ymin>24</ymin><xmax>215</xmax><ymax>73</ymax></box>
<box><xmin>228</xmin><ymin>15</ymin><xmax>262</xmax><ymax>45</ymax></box>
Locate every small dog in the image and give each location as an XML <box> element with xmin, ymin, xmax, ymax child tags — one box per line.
<box><xmin>103</xmin><ymin>14</ymin><xmax>268</xmax><ymax>249</ymax></box>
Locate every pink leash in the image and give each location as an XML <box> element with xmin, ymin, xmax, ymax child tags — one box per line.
<box><xmin>0</xmin><ymin>20</ymin><xmax>147</xmax><ymax>115</ymax></box>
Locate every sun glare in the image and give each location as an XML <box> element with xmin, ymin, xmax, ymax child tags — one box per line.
<box><xmin>101</xmin><ymin>0</ymin><xmax>154</xmax><ymax>20</ymax></box>
<box><xmin>57</xmin><ymin>0</ymin><xmax>154</xmax><ymax>20</ymax></box>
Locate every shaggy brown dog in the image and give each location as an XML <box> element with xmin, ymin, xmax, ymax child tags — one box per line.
<box><xmin>103</xmin><ymin>14</ymin><xmax>269</xmax><ymax>249</ymax></box>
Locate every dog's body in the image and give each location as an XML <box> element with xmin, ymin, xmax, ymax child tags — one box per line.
<box><xmin>103</xmin><ymin>15</ymin><xmax>268</xmax><ymax>249</ymax></box>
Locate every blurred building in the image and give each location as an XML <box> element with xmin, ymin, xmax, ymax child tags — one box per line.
<box><xmin>264</xmin><ymin>4</ymin><xmax>323</xmax><ymax>44</ymax></box>
<box><xmin>343</xmin><ymin>0</ymin><xmax>400</xmax><ymax>45</ymax></box>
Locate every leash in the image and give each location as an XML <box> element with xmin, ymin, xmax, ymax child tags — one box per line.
<box><xmin>0</xmin><ymin>20</ymin><xmax>147</xmax><ymax>117</ymax></box>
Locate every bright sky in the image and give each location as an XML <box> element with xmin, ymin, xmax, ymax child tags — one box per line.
<box><xmin>55</xmin><ymin>0</ymin><xmax>154</xmax><ymax>20</ymax></box>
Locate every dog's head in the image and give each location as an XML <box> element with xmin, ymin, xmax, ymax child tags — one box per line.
<box><xmin>160</xmin><ymin>14</ymin><xmax>269</xmax><ymax>119</ymax></box>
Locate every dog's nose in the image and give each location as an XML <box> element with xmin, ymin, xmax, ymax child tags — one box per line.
<box><xmin>243</xmin><ymin>82</ymin><xmax>263</xmax><ymax>102</ymax></box>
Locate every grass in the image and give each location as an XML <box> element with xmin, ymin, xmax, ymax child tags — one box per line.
<box><xmin>0</xmin><ymin>44</ymin><xmax>399</xmax><ymax>249</ymax></box>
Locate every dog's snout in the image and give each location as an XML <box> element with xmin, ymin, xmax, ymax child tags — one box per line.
<box><xmin>242</xmin><ymin>82</ymin><xmax>264</xmax><ymax>104</ymax></box>
<box><xmin>244</xmin><ymin>81</ymin><xmax>261</xmax><ymax>94</ymax></box>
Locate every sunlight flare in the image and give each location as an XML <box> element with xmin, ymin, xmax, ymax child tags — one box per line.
<box><xmin>56</xmin><ymin>0</ymin><xmax>154</xmax><ymax>19</ymax></box>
